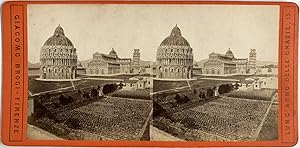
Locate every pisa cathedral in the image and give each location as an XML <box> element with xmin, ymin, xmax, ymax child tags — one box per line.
<box><xmin>156</xmin><ymin>25</ymin><xmax>194</xmax><ymax>79</ymax></box>
<box><xmin>203</xmin><ymin>48</ymin><xmax>257</xmax><ymax>75</ymax></box>
<box><xmin>39</xmin><ymin>25</ymin><xmax>78</xmax><ymax>80</ymax></box>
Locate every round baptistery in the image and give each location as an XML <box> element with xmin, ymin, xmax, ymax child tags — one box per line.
<box><xmin>156</xmin><ymin>25</ymin><xmax>193</xmax><ymax>79</ymax></box>
<box><xmin>39</xmin><ymin>25</ymin><xmax>78</xmax><ymax>80</ymax></box>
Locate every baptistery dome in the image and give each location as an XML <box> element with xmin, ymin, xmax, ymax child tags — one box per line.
<box><xmin>39</xmin><ymin>25</ymin><xmax>78</xmax><ymax>80</ymax></box>
<box><xmin>44</xmin><ymin>25</ymin><xmax>74</xmax><ymax>47</ymax></box>
<box><xmin>156</xmin><ymin>25</ymin><xmax>193</xmax><ymax>79</ymax></box>
<box><xmin>160</xmin><ymin>25</ymin><xmax>190</xmax><ymax>46</ymax></box>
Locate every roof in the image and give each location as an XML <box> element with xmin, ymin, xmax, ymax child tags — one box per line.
<box><xmin>239</xmin><ymin>79</ymin><xmax>254</xmax><ymax>84</ymax></box>
<box><xmin>123</xmin><ymin>79</ymin><xmax>138</xmax><ymax>83</ymax></box>
<box><xmin>159</xmin><ymin>25</ymin><xmax>190</xmax><ymax>47</ymax></box>
<box><xmin>260</xmin><ymin>64</ymin><xmax>278</xmax><ymax>68</ymax></box>
<box><xmin>43</xmin><ymin>25</ymin><xmax>74</xmax><ymax>47</ymax></box>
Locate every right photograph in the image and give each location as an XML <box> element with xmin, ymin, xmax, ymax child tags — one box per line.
<box><xmin>151</xmin><ymin>5</ymin><xmax>279</xmax><ymax>141</ymax></box>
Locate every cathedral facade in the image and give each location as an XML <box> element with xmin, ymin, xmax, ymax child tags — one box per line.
<box><xmin>40</xmin><ymin>25</ymin><xmax>78</xmax><ymax>80</ymax></box>
<box><xmin>203</xmin><ymin>49</ymin><xmax>256</xmax><ymax>75</ymax></box>
<box><xmin>86</xmin><ymin>48</ymin><xmax>133</xmax><ymax>75</ymax></box>
<box><xmin>156</xmin><ymin>25</ymin><xmax>194</xmax><ymax>79</ymax></box>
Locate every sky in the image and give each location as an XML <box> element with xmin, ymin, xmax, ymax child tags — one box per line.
<box><xmin>28</xmin><ymin>4</ymin><xmax>279</xmax><ymax>63</ymax></box>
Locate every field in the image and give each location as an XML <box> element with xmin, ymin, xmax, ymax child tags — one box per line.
<box><xmin>56</xmin><ymin>97</ymin><xmax>152</xmax><ymax>140</ymax></box>
<box><xmin>153</xmin><ymin>96</ymin><xmax>273</xmax><ymax>141</ymax></box>
<box><xmin>225</xmin><ymin>89</ymin><xmax>276</xmax><ymax>101</ymax></box>
<box><xmin>31</xmin><ymin>97</ymin><xmax>152</xmax><ymax>140</ymax></box>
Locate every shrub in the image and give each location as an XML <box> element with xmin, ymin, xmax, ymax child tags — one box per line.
<box><xmin>174</xmin><ymin>93</ymin><xmax>190</xmax><ymax>104</ymax></box>
<box><xmin>58</xmin><ymin>94</ymin><xmax>74</xmax><ymax>105</ymax></box>
<box><xmin>33</xmin><ymin>101</ymin><xmax>50</xmax><ymax>118</ymax></box>
<box><xmin>102</xmin><ymin>84</ymin><xmax>118</xmax><ymax>94</ymax></box>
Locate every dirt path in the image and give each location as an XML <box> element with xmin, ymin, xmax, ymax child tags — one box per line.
<box><xmin>138</xmin><ymin>108</ymin><xmax>153</xmax><ymax>140</ymax></box>
<box><xmin>27</xmin><ymin>124</ymin><xmax>63</xmax><ymax>140</ymax></box>
<box><xmin>150</xmin><ymin>125</ymin><xmax>185</xmax><ymax>141</ymax></box>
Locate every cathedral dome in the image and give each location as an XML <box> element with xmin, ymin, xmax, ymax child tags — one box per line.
<box><xmin>225</xmin><ymin>48</ymin><xmax>234</xmax><ymax>58</ymax></box>
<box><xmin>43</xmin><ymin>25</ymin><xmax>74</xmax><ymax>47</ymax></box>
<box><xmin>109</xmin><ymin>48</ymin><xmax>118</xmax><ymax>58</ymax></box>
<box><xmin>160</xmin><ymin>25</ymin><xmax>190</xmax><ymax>46</ymax></box>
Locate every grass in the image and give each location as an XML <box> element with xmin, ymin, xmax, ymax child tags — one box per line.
<box><xmin>153</xmin><ymin>79</ymin><xmax>234</xmax><ymax>93</ymax></box>
<box><xmin>225</xmin><ymin>89</ymin><xmax>276</xmax><ymax>101</ymax></box>
<box><xmin>28</xmin><ymin>76</ymin><xmax>74</xmax><ymax>94</ymax></box>
<box><xmin>193</xmin><ymin>74</ymin><xmax>253</xmax><ymax>81</ymax></box>
<box><xmin>153</xmin><ymin>80</ymin><xmax>190</xmax><ymax>92</ymax></box>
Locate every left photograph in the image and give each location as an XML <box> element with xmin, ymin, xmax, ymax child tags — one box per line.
<box><xmin>27</xmin><ymin>4</ymin><xmax>153</xmax><ymax>140</ymax></box>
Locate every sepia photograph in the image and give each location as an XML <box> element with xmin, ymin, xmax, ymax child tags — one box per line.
<box><xmin>150</xmin><ymin>5</ymin><xmax>279</xmax><ymax>141</ymax></box>
<box><xmin>26</xmin><ymin>4</ymin><xmax>279</xmax><ymax>141</ymax></box>
<box><xmin>27</xmin><ymin>4</ymin><xmax>154</xmax><ymax>141</ymax></box>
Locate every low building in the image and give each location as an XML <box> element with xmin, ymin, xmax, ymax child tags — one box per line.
<box><xmin>252</xmin><ymin>77</ymin><xmax>278</xmax><ymax>90</ymax></box>
<box><xmin>122</xmin><ymin>77</ymin><xmax>153</xmax><ymax>90</ymax></box>
<box><xmin>136</xmin><ymin>77</ymin><xmax>153</xmax><ymax>89</ymax></box>
<box><xmin>122</xmin><ymin>79</ymin><xmax>138</xmax><ymax>90</ymax></box>
<box><xmin>193</xmin><ymin>67</ymin><xmax>202</xmax><ymax>75</ymax></box>
<box><xmin>257</xmin><ymin>64</ymin><xmax>278</xmax><ymax>75</ymax></box>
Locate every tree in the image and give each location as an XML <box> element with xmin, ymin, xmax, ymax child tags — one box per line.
<box><xmin>153</xmin><ymin>101</ymin><xmax>167</xmax><ymax>118</ymax></box>
<box><xmin>102</xmin><ymin>84</ymin><xmax>118</xmax><ymax>94</ymax></box>
<box><xmin>174</xmin><ymin>93</ymin><xmax>189</xmax><ymax>104</ymax></box>
<box><xmin>234</xmin><ymin>82</ymin><xmax>240</xmax><ymax>90</ymax></box>
<box><xmin>206</xmin><ymin>88</ymin><xmax>214</xmax><ymax>98</ymax></box>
